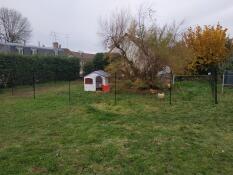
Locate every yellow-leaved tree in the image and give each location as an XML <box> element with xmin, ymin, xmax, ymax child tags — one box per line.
<box><xmin>184</xmin><ymin>24</ymin><xmax>229</xmax><ymax>72</ymax></box>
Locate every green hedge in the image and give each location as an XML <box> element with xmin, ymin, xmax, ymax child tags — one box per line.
<box><xmin>0</xmin><ymin>53</ymin><xmax>80</xmax><ymax>88</ymax></box>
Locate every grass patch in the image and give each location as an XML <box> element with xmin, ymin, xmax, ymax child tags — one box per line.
<box><xmin>0</xmin><ymin>81</ymin><xmax>233</xmax><ymax>174</ymax></box>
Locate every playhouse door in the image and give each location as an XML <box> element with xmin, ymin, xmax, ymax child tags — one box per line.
<box><xmin>96</xmin><ymin>76</ymin><xmax>103</xmax><ymax>90</ymax></box>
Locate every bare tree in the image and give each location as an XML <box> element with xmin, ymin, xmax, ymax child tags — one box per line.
<box><xmin>100</xmin><ymin>9</ymin><xmax>139</xmax><ymax>79</ymax></box>
<box><xmin>0</xmin><ymin>7</ymin><xmax>32</xmax><ymax>43</ymax></box>
<box><xmin>100</xmin><ymin>6</ymin><xmax>185</xmax><ymax>87</ymax></box>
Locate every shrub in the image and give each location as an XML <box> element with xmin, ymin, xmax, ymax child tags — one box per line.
<box><xmin>133</xmin><ymin>79</ymin><xmax>150</xmax><ymax>90</ymax></box>
<box><xmin>0</xmin><ymin>53</ymin><xmax>80</xmax><ymax>87</ymax></box>
<box><xmin>124</xmin><ymin>80</ymin><xmax>134</xmax><ymax>89</ymax></box>
<box><xmin>83</xmin><ymin>53</ymin><xmax>109</xmax><ymax>76</ymax></box>
<box><xmin>83</xmin><ymin>61</ymin><xmax>94</xmax><ymax>76</ymax></box>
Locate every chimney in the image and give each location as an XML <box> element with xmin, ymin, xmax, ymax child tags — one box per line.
<box><xmin>53</xmin><ymin>42</ymin><xmax>59</xmax><ymax>49</ymax></box>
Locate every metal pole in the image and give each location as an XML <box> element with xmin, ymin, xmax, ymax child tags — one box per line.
<box><xmin>69</xmin><ymin>80</ymin><xmax>71</xmax><ymax>105</ymax></box>
<box><xmin>222</xmin><ymin>73</ymin><xmax>225</xmax><ymax>94</ymax></box>
<box><xmin>114</xmin><ymin>72</ymin><xmax>117</xmax><ymax>105</ymax></box>
<box><xmin>55</xmin><ymin>67</ymin><xmax>57</xmax><ymax>84</ymax></box>
<box><xmin>13</xmin><ymin>57</ymin><xmax>17</xmax><ymax>96</ymax></box>
<box><xmin>11</xmin><ymin>71</ymin><xmax>14</xmax><ymax>96</ymax></box>
<box><xmin>170</xmin><ymin>71</ymin><xmax>172</xmax><ymax>105</ymax></box>
<box><xmin>172</xmin><ymin>74</ymin><xmax>175</xmax><ymax>85</ymax></box>
<box><xmin>214</xmin><ymin>69</ymin><xmax>218</xmax><ymax>104</ymax></box>
<box><xmin>33</xmin><ymin>71</ymin><xmax>36</xmax><ymax>99</ymax></box>
<box><xmin>208</xmin><ymin>72</ymin><xmax>213</xmax><ymax>104</ymax></box>
<box><xmin>210</xmin><ymin>71</ymin><xmax>215</xmax><ymax>100</ymax></box>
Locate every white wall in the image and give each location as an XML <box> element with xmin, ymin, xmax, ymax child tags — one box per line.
<box><xmin>84</xmin><ymin>76</ymin><xmax>96</xmax><ymax>91</ymax></box>
<box><xmin>84</xmin><ymin>73</ymin><xmax>109</xmax><ymax>91</ymax></box>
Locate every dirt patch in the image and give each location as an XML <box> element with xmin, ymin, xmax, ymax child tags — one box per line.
<box><xmin>30</xmin><ymin>167</ymin><xmax>48</xmax><ymax>174</ymax></box>
<box><xmin>92</xmin><ymin>103</ymin><xmax>135</xmax><ymax>115</ymax></box>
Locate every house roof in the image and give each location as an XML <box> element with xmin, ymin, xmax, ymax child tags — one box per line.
<box><xmin>64</xmin><ymin>49</ymin><xmax>95</xmax><ymax>61</ymax></box>
<box><xmin>85</xmin><ymin>70</ymin><xmax>109</xmax><ymax>78</ymax></box>
<box><xmin>0</xmin><ymin>41</ymin><xmax>63</xmax><ymax>51</ymax></box>
<box><xmin>94</xmin><ymin>70</ymin><xmax>109</xmax><ymax>77</ymax></box>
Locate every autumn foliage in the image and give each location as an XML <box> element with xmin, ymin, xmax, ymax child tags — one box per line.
<box><xmin>184</xmin><ymin>24</ymin><xmax>229</xmax><ymax>72</ymax></box>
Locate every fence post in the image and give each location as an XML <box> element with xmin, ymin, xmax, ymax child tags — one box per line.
<box><xmin>172</xmin><ymin>74</ymin><xmax>175</xmax><ymax>85</ymax></box>
<box><xmin>214</xmin><ymin>69</ymin><xmax>218</xmax><ymax>104</ymax></box>
<box><xmin>33</xmin><ymin>71</ymin><xmax>36</xmax><ymax>99</ymax></box>
<box><xmin>114</xmin><ymin>72</ymin><xmax>117</xmax><ymax>105</ymax></box>
<box><xmin>54</xmin><ymin>67</ymin><xmax>57</xmax><ymax>84</ymax></box>
<box><xmin>222</xmin><ymin>72</ymin><xmax>225</xmax><ymax>94</ymax></box>
<box><xmin>69</xmin><ymin>80</ymin><xmax>71</xmax><ymax>105</ymax></box>
<box><xmin>209</xmin><ymin>72</ymin><xmax>213</xmax><ymax>100</ymax></box>
<box><xmin>169</xmin><ymin>71</ymin><xmax>173</xmax><ymax>105</ymax></box>
<box><xmin>11</xmin><ymin>71</ymin><xmax>14</xmax><ymax>96</ymax></box>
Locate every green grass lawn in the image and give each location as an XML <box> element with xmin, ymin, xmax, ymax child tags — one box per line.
<box><xmin>0</xmin><ymin>81</ymin><xmax>233</xmax><ymax>175</ymax></box>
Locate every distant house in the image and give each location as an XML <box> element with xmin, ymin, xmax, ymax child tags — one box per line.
<box><xmin>64</xmin><ymin>49</ymin><xmax>95</xmax><ymax>76</ymax></box>
<box><xmin>0</xmin><ymin>41</ymin><xmax>64</xmax><ymax>56</ymax></box>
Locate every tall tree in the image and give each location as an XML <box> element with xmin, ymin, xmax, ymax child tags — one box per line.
<box><xmin>184</xmin><ymin>24</ymin><xmax>229</xmax><ymax>72</ymax></box>
<box><xmin>100</xmin><ymin>7</ymin><xmax>186</xmax><ymax>87</ymax></box>
<box><xmin>93</xmin><ymin>53</ymin><xmax>108</xmax><ymax>70</ymax></box>
<box><xmin>83</xmin><ymin>61</ymin><xmax>94</xmax><ymax>75</ymax></box>
<box><xmin>0</xmin><ymin>7</ymin><xmax>32</xmax><ymax>43</ymax></box>
<box><xmin>219</xmin><ymin>38</ymin><xmax>233</xmax><ymax>72</ymax></box>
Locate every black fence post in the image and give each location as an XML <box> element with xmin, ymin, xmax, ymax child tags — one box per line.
<box><xmin>69</xmin><ymin>80</ymin><xmax>71</xmax><ymax>105</ymax></box>
<box><xmin>11</xmin><ymin>71</ymin><xmax>14</xmax><ymax>96</ymax></box>
<box><xmin>169</xmin><ymin>71</ymin><xmax>173</xmax><ymax>105</ymax></box>
<box><xmin>33</xmin><ymin>71</ymin><xmax>36</xmax><ymax>99</ymax></box>
<box><xmin>214</xmin><ymin>69</ymin><xmax>218</xmax><ymax>104</ymax></box>
<box><xmin>54</xmin><ymin>67</ymin><xmax>57</xmax><ymax>84</ymax></box>
<box><xmin>114</xmin><ymin>72</ymin><xmax>117</xmax><ymax>105</ymax></box>
<box><xmin>209</xmin><ymin>72</ymin><xmax>213</xmax><ymax>98</ymax></box>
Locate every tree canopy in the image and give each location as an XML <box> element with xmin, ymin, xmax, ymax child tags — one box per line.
<box><xmin>0</xmin><ymin>7</ymin><xmax>32</xmax><ymax>43</ymax></box>
<box><xmin>83</xmin><ymin>53</ymin><xmax>109</xmax><ymax>75</ymax></box>
<box><xmin>184</xmin><ymin>24</ymin><xmax>229</xmax><ymax>72</ymax></box>
<box><xmin>100</xmin><ymin>7</ymin><xmax>188</xmax><ymax>88</ymax></box>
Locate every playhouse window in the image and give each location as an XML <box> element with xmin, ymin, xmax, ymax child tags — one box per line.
<box><xmin>85</xmin><ymin>78</ymin><xmax>93</xmax><ymax>84</ymax></box>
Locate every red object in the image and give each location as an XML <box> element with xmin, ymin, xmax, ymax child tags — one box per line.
<box><xmin>102</xmin><ymin>84</ymin><xmax>110</xmax><ymax>92</ymax></box>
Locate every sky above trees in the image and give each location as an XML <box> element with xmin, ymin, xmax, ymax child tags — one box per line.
<box><xmin>1</xmin><ymin>0</ymin><xmax>233</xmax><ymax>53</ymax></box>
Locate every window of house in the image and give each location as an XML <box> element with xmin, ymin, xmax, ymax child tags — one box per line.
<box><xmin>16</xmin><ymin>47</ymin><xmax>23</xmax><ymax>55</ymax></box>
<box><xmin>85</xmin><ymin>78</ymin><xmax>93</xmax><ymax>84</ymax></box>
<box><xmin>31</xmin><ymin>48</ymin><xmax>37</xmax><ymax>55</ymax></box>
<box><xmin>54</xmin><ymin>50</ymin><xmax>59</xmax><ymax>56</ymax></box>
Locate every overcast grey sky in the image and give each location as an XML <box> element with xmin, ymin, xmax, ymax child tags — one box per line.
<box><xmin>1</xmin><ymin>0</ymin><xmax>233</xmax><ymax>53</ymax></box>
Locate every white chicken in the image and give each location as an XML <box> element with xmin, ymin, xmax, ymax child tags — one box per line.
<box><xmin>158</xmin><ymin>93</ymin><xmax>165</xmax><ymax>100</ymax></box>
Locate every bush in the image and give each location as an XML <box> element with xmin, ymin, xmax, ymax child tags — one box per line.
<box><xmin>93</xmin><ymin>53</ymin><xmax>108</xmax><ymax>70</ymax></box>
<box><xmin>133</xmin><ymin>79</ymin><xmax>150</xmax><ymax>90</ymax></box>
<box><xmin>83</xmin><ymin>61</ymin><xmax>94</xmax><ymax>76</ymax></box>
<box><xmin>0</xmin><ymin>53</ymin><xmax>80</xmax><ymax>87</ymax></box>
<box><xmin>83</xmin><ymin>53</ymin><xmax>109</xmax><ymax>76</ymax></box>
<box><xmin>124</xmin><ymin>80</ymin><xmax>134</xmax><ymax>89</ymax></box>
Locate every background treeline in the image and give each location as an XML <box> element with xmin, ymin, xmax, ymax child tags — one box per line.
<box><xmin>0</xmin><ymin>54</ymin><xmax>80</xmax><ymax>88</ymax></box>
<box><xmin>83</xmin><ymin>53</ymin><xmax>109</xmax><ymax>75</ymax></box>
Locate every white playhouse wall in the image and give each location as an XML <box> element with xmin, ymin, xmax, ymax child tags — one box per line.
<box><xmin>101</xmin><ymin>76</ymin><xmax>108</xmax><ymax>85</ymax></box>
<box><xmin>84</xmin><ymin>73</ymin><xmax>97</xmax><ymax>91</ymax></box>
<box><xmin>84</xmin><ymin>73</ymin><xmax>108</xmax><ymax>92</ymax></box>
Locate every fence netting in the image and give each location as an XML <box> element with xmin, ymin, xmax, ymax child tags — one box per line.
<box><xmin>171</xmin><ymin>75</ymin><xmax>214</xmax><ymax>104</ymax></box>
